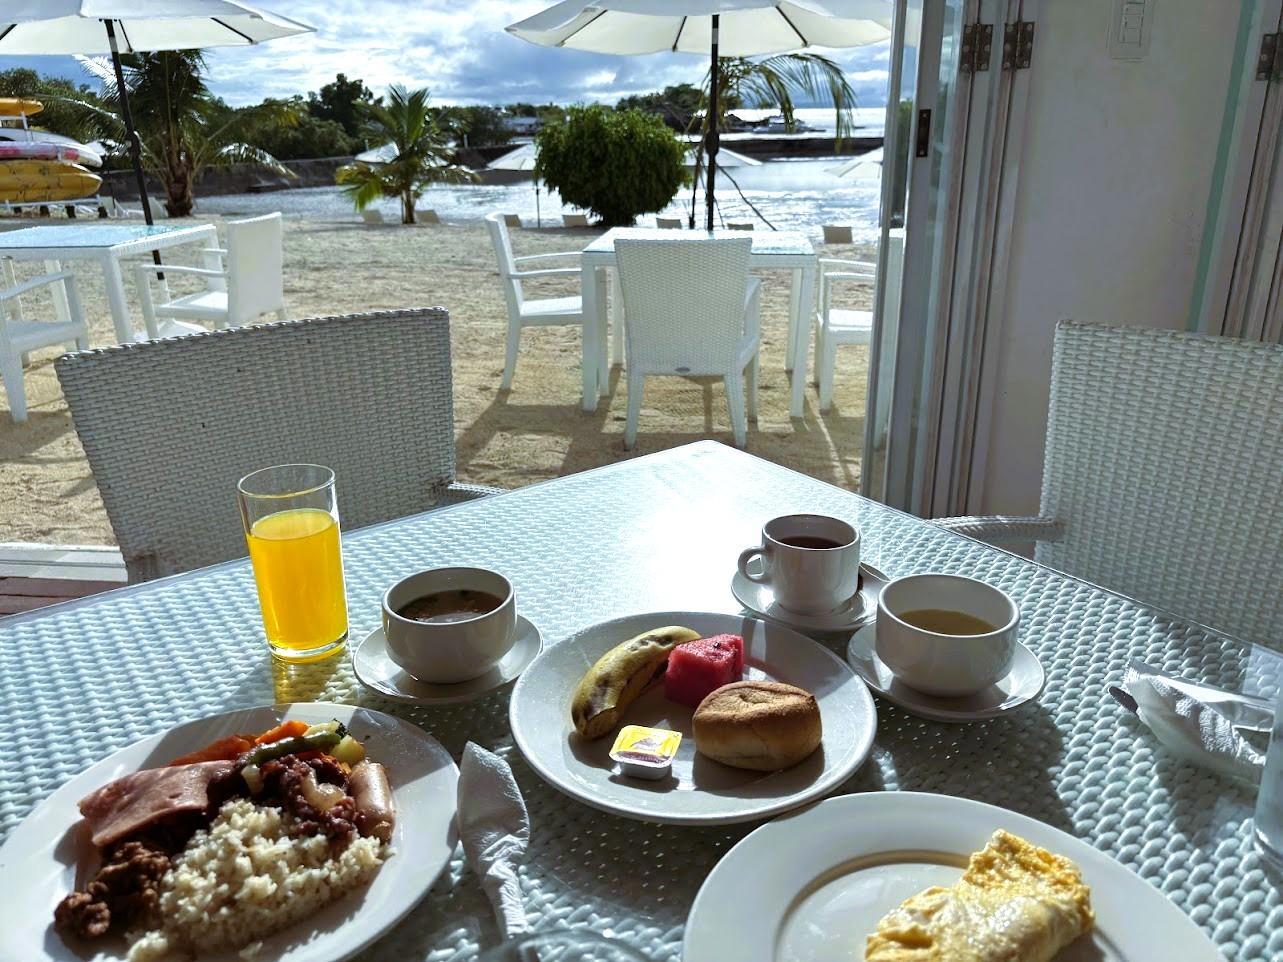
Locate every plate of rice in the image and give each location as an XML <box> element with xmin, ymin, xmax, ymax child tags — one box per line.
<box><xmin>0</xmin><ymin>702</ymin><xmax>459</xmax><ymax>962</ymax></box>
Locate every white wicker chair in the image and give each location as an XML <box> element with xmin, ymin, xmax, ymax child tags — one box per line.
<box><xmin>55</xmin><ymin>308</ymin><xmax>501</xmax><ymax>582</ymax></box>
<box><xmin>614</xmin><ymin>237</ymin><xmax>761</xmax><ymax>449</ymax></box>
<box><xmin>0</xmin><ymin>266</ymin><xmax>89</xmax><ymax>422</ymax></box>
<box><xmin>936</xmin><ymin>319</ymin><xmax>1283</xmax><ymax>642</ymax></box>
<box><xmin>134</xmin><ymin>212</ymin><xmax>286</xmax><ymax>336</ymax></box>
<box><xmin>813</xmin><ymin>257</ymin><xmax>877</xmax><ymax>413</ymax></box>
<box><xmin>485</xmin><ymin>211</ymin><xmax>587</xmax><ymax>390</ymax></box>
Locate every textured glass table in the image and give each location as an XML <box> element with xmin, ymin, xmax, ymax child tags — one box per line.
<box><xmin>580</xmin><ymin>228</ymin><xmax>818</xmax><ymax>416</ymax></box>
<box><xmin>0</xmin><ymin>222</ymin><xmax>218</xmax><ymax>343</ymax></box>
<box><xmin>0</xmin><ymin>442</ymin><xmax>1277</xmax><ymax>961</ymax></box>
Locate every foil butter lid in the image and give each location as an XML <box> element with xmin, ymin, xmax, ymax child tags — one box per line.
<box><xmin>609</xmin><ymin>725</ymin><xmax>681</xmax><ymax>780</ymax></box>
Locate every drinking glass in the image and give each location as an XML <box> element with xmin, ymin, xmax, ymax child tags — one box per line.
<box><xmin>238</xmin><ymin>464</ymin><xmax>348</xmax><ymax>662</ymax></box>
<box><xmin>1254</xmin><ymin>677</ymin><xmax>1283</xmax><ymax>870</ymax></box>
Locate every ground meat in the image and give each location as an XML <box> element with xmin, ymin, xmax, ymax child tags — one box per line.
<box><xmin>54</xmin><ymin>839</ymin><xmax>171</xmax><ymax>940</ymax></box>
<box><xmin>258</xmin><ymin>755</ymin><xmax>357</xmax><ymax>847</ymax></box>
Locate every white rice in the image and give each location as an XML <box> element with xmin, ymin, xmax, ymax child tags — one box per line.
<box><xmin>127</xmin><ymin>798</ymin><xmax>385</xmax><ymax>961</ymax></box>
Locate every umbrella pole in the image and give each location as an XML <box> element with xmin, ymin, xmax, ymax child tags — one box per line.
<box><xmin>535</xmin><ymin>176</ymin><xmax>541</xmax><ymax>228</ymax></box>
<box><xmin>706</xmin><ymin>14</ymin><xmax>720</xmax><ymax>233</ymax></box>
<box><xmin>105</xmin><ymin>19</ymin><xmax>164</xmax><ymax>282</ymax></box>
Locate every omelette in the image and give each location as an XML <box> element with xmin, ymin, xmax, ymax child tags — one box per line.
<box><xmin>865</xmin><ymin>830</ymin><xmax>1095</xmax><ymax>961</ymax></box>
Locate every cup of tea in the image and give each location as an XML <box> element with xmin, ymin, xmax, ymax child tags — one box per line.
<box><xmin>737</xmin><ymin>514</ymin><xmax>861</xmax><ymax>614</ymax></box>
<box><xmin>875</xmin><ymin>573</ymin><xmax>1018</xmax><ymax>696</ymax></box>
<box><xmin>382</xmin><ymin>566</ymin><xmax>516</xmax><ymax>683</ymax></box>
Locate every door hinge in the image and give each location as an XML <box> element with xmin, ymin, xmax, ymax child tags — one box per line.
<box><xmin>1258</xmin><ymin>32</ymin><xmax>1279</xmax><ymax>81</ymax></box>
<box><xmin>915</xmin><ymin>108</ymin><xmax>931</xmax><ymax>158</ymax></box>
<box><xmin>1002</xmin><ymin>20</ymin><xmax>1035</xmax><ymax>70</ymax></box>
<box><xmin>960</xmin><ymin>23</ymin><xmax>994</xmax><ymax>74</ymax></box>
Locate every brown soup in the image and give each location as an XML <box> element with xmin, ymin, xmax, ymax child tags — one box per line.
<box><xmin>779</xmin><ymin>535</ymin><xmax>848</xmax><ymax>549</ymax></box>
<box><xmin>896</xmin><ymin>608</ymin><xmax>997</xmax><ymax>635</ymax></box>
<box><xmin>397</xmin><ymin>589</ymin><xmax>503</xmax><ymax>624</ymax></box>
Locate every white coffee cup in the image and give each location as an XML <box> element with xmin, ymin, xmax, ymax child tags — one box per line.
<box><xmin>737</xmin><ymin>514</ymin><xmax>861</xmax><ymax>614</ymax></box>
<box><xmin>875</xmin><ymin>573</ymin><xmax>1019</xmax><ymax>697</ymax></box>
<box><xmin>382</xmin><ymin>566</ymin><xmax>516</xmax><ymax>683</ymax></box>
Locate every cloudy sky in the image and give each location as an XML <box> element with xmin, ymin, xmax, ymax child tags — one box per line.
<box><xmin>8</xmin><ymin>1</ymin><xmax>892</xmax><ymax>108</ymax></box>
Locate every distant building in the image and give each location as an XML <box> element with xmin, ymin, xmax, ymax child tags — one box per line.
<box><xmin>504</xmin><ymin>116</ymin><xmax>540</xmax><ymax>136</ymax></box>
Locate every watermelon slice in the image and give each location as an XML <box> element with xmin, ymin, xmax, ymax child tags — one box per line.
<box><xmin>664</xmin><ymin>634</ymin><xmax>745</xmax><ymax>708</ymax></box>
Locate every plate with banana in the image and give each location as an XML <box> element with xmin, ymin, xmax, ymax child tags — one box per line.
<box><xmin>508</xmin><ymin>611</ymin><xmax>877</xmax><ymax>825</ymax></box>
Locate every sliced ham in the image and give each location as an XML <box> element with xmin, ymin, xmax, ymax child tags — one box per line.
<box><xmin>78</xmin><ymin>760</ymin><xmax>237</xmax><ymax>849</ymax></box>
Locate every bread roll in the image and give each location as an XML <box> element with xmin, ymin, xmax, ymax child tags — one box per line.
<box><xmin>692</xmin><ymin>681</ymin><xmax>821</xmax><ymax>771</ymax></box>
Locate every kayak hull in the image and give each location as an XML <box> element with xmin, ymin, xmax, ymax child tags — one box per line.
<box><xmin>0</xmin><ymin>160</ymin><xmax>101</xmax><ymax>203</ymax></box>
<box><xmin>0</xmin><ymin>142</ymin><xmax>103</xmax><ymax>168</ymax></box>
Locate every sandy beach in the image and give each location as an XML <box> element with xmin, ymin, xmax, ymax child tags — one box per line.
<box><xmin>0</xmin><ymin>216</ymin><xmax>871</xmax><ymax>546</ymax></box>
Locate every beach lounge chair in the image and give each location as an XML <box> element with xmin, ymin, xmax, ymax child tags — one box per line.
<box><xmin>822</xmin><ymin>224</ymin><xmax>854</xmax><ymax>244</ymax></box>
<box><xmin>0</xmin><ymin>266</ymin><xmax>90</xmax><ymax>422</ymax></box>
<box><xmin>563</xmin><ymin>213</ymin><xmax>589</xmax><ymax>228</ymax></box>
<box><xmin>134</xmin><ymin>212</ymin><xmax>285</xmax><ymax>336</ymax></box>
<box><xmin>54</xmin><ymin>308</ymin><xmax>502</xmax><ymax>581</ymax></box>
<box><xmin>934</xmin><ymin>321</ymin><xmax>1283</xmax><ymax>640</ymax></box>
<box><xmin>614</xmin><ymin>236</ymin><xmax>760</xmax><ymax>449</ymax></box>
<box><xmin>503</xmin><ymin>214</ymin><xmax>522</xmax><ymax>228</ymax></box>
<box><xmin>119</xmin><ymin>196</ymin><xmax>168</xmax><ymax>220</ymax></box>
<box><xmin>485</xmin><ymin>212</ymin><xmax>586</xmax><ymax>391</ymax></box>
<box><xmin>415</xmin><ymin>208</ymin><xmax>441</xmax><ymax>224</ymax></box>
<box><xmin>361</xmin><ymin>209</ymin><xmax>385</xmax><ymax>225</ymax></box>
<box><xmin>656</xmin><ymin>217</ymin><xmax>682</xmax><ymax>229</ymax></box>
<box><xmin>727</xmin><ymin>222</ymin><xmax>754</xmax><ymax>231</ymax></box>
<box><xmin>813</xmin><ymin>257</ymin><xmax>876</xmax><ymax>413</ymax></box>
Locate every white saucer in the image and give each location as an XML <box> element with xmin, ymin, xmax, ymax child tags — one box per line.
<box><xmin>731</xmin><ymin>562</ymin><xmax>888</xmax><ymax>633</ymax></box>
<box><xmin>353</xmin><ymin>615</ymin><xmax>542</xmax><ymax>705</ymax></box>
<box><xmin>845</xmin><ymin>622</ymin><xmax>1046</xmax><ymax>722</ymax></box>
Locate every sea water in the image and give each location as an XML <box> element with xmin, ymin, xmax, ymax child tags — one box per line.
<box><xmin>1255</xmin><ymin>681</ymin><xmax>1283</xmax><ymax>870</ymax></box>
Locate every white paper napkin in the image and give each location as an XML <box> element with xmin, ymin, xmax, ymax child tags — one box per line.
<box><xmin>1117</xmin><ymin>659</ymin><xmax>1272</xmax><ymax>784</ymax></box>
<box><xmin>458</xmin><ymin>742</ymin><xmax>530</xmax><ymax>938</ymax></box>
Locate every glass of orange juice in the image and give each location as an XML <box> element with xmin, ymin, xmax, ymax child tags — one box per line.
<box><xmin>237</xmin><ymin>464</ymin><xmax>348</xmax><ymax>662</ymax></box>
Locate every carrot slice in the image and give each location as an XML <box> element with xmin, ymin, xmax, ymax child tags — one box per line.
<box><xmin>254</xmin><ymin>719</ymin><xmax>311</xmax><ymax>745</ymax></box>
<box><xmin>167</xmin><ymin>734</ymin><xmax>255</xmax><ymax>766</ymax></box>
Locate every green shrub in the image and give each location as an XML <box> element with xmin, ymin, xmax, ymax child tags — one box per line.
<box><xmin>535</xmin><ymin>105</ymin><xmax>687</xmax><ymax>227</ymax></box>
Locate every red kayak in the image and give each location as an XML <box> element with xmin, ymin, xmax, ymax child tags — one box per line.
<box><xmin>0</xmin><ymin>141</ymin><xmax>103</xmax><ymax>168</ymax></box>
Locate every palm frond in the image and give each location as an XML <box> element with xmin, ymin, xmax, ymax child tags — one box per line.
<box><xmin>216</xmin><ymin>142</ymin><xmax>295</xmax><ymax>174</ymax></box>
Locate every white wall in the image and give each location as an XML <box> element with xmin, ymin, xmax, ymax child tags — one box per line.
<box><xmin>977</xmin><ymin>0</ymin><xmax>1242</xmax><ymax>514</ymax></box>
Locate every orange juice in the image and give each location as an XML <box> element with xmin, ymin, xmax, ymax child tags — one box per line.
<box><xmin>246</xmin><ymin>507</ymin><xmax>348</xmax><ymax>659</ymax></box>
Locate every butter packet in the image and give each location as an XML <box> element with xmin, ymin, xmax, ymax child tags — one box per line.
<box><xmin>609</xmin><ymin>725</ymin><xmax>681</xmax><ymax>780</ymax></box>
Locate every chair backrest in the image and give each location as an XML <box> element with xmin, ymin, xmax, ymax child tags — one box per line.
<box><xmin>822</xmin><ymin>224</ymin><xmax>853</xmax><ymax>244</ymax></box>
<box><xmin>485</xmin><ymin>212</ymin><xmax>525</xmax><ymax>311</ymax></box>
<box><xmin>615</xmin><ymin>237</ymin><xmax>753</xmax><ymax>375</ymax></box>
<box><xmin>361</xmin><ymin>209</ymin><xmax>384</xmax><ymax>225</ymax></box>
<box><xmin>416</xmin><ymin>208</ymin><xmax>440</xmax><ymax>224</ymax></box>
<box><xmin>55</xmin><ymin>309</ymin><xmax>460</xmax><ymax>582</ymax></box>
<box><xmin>563</xmin><ymin>213</ymin><xmax>589</xmax><ymax>228</ymax></box>
<box><xmin>656</xmin><ymin>217</ymin><xmax>682</xmax><ymax>229</ymax></box>
<box><xmin>226</xmin><ymin>213</ymin><xmax>284</xmax><ymax>325</ymax></box>
<box><xmin>1037</xmin><ymin>320</ymin><xmax>1283</xmax><ymax>641</ymax></box>
<box><xmin>726</xmin><ymin>222</ymin><xmax>753</xmax><ymax>231</ymax></box>
<box><xmin>503</xmin><ymin>214</ymin><xmax>521</xmax><ymax>228</ymax></box>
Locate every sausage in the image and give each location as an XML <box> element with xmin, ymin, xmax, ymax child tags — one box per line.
<box><xmin>350</xmin><ymin>761</ymin><xmax>395</xmax><ymax>842</ymax></box>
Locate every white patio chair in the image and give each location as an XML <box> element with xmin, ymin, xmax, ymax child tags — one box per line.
<box><xmin>485</xmin><ymin>211</ymin><xmax>587</xmax><ymax>391</ymax></box>
<box><xmin>656</xmin><ymin>217</ymin><xmax>682</xmax><ymax>229</ymax></box>
<box><xmin>415</xmin><ymin>208</ymin><xmax>441</xmax><ymax>224</ymax></box>
<box><xmin>936</xmin><ymin>319</ymin><xmax>1283</xmax><ymax>642</ymax></box>
<box><xmin>822</xmin><ymin>224</ymin><xmax>854</xmax><ymax>244</ymax></box>
<box><xmin>614</xmin><ymin>237</ymin><xmax>761</xmax><ymax>449</ymax></box>
<box><xmin>55</xmin><ymin>308</ymin><xmax>502</xmax><ymax>581</ymax></box>
<box><xmin>361</xmin><ymin>209</ymin><xmax>385</xmax><ymax>225</ymax></box>
<box><xmin>563</xmin><ymin>213</ymin><xmax>589</xmax><ymax>228</ymax></box>
<box><xmin>0</xmin><ymin>266</ymin><xmax>89</xmax><ymax>422</ymax></box>
<box><xmin>134</xmin><ymin>212</ymin><xmax>285</xmax><ymax>336</ymax></box>
<box><xmin>813</xmin><ymin>257</ymin><xmax>878</xmax><ymax>413</ymax></box>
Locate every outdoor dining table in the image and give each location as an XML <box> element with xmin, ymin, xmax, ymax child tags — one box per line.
<box><xmin>580</xmin><ymin>228</ymin><xmax>818</xmax><ymax>417</ymax></box>
<box><xmin>0</xmin><ymin>222</ymin><xmax>219</xmax><ymax>344</ymax></box>
<box><xmin>0</xmin><ymin>441</ymin><xmax>1277</xmax><ymax>961</ymax></box>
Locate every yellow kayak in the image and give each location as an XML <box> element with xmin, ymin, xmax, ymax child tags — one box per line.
<box><xmin>0</xmin><ymin>98</ymin><xmax>44</xmax><ymax>118</ymax></box>
<box><xmin>0</xmin><ymin>160</ymin><xmax>101</xmax><ymax>203</ymax></box>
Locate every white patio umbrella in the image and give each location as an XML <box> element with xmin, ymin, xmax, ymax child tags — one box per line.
<box><xmin>684</xmin><ymin>144</ymin><xmax>760</xmax><ymax>168</ymax></box>
<box><xmin>827</xmin><ymin>146</ymin><xmax>882</xmax><ymax>178</ymax></box>
<box><xmin>0</xmin><ymin>0</ymin><xmax>313</xmax><ymax>244</ymax></box>
<box><xmin>488</xmin><ymin>143</ymin><xmax>545</xmax><ymax>226</ymax></box>
<box><xmin>507</xmin><ymin>0</ymin><xmax>891</xmax><ymax>231</ymax></box>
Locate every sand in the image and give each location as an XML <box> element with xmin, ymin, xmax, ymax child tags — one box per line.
<box><xmin>0</xmin><ymin>215</ymin><xmax>872</xmax><ymax>546</ymax></box>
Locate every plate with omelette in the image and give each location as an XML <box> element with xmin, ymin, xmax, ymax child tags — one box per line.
<box><xmin>684</xmin><ymin>791</ymin><xmax>1224</xmax><ymax>962</ymax></box>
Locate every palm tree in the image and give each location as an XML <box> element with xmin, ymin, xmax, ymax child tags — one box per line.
<box><xmin>73</xmin><ymin>51</ymin><xmax>300</xmax><ymax>217</ymax></box>
<box><xmin>336</xmin><ymin>86</ymin><xmax>476</xmax><ymax>224</ymax></box>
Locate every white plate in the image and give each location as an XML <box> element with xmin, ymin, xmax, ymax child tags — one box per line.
<box><xmin>684</xmin><ymin>791</ymin><xmax>1224</xmax><ymax>962</ymax></box>
<box><xmin>0</xmin><ymin>702</ymin><xmax>459</xmax><ymax>962</ymax></box>
<box><xmin>509</xmin><ymin>611</ymin><xmax>876</xmax><ymax>825</ymax></box>
<box><xmin>846</xmin><ymin>622</ymin><xmax>1046</xmax><ymax>722</ymax></box>
<box><xmin>353</xmin><ymin>615</ymin><xmax>543</xmax><ymax>705</ymax></box>
<box><xmin>731</xmin><ymin>563</ymin><xmax>888</xmax><ymax>634</ymax></box>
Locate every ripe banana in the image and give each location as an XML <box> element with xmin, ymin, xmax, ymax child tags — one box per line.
<box><xmin>571</xmin><ymin>626</ymin><xmax>700</xmax><ymax>739</ymax></box>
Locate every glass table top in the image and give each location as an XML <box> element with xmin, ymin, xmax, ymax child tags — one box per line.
<box><xmin>583</xmin><ymin>227</ymin><xmax>815</xmax><ymax>257</ymax></box>
<box><xmin>0</xmin><ymin>223</ymin><xmax>198</xmax><ymax>250</ymax></box>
